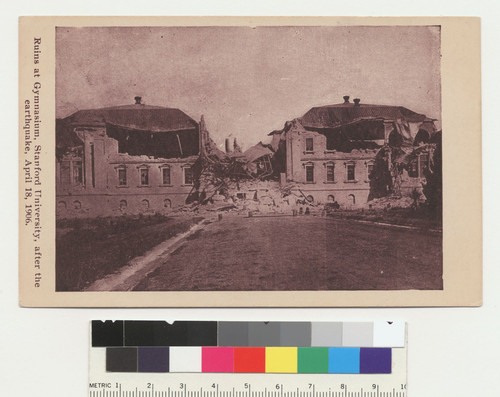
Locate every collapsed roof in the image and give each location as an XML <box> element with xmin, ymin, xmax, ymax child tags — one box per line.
<box><xmin>300</xmin><ymin>101</ymin><xmax>430</xmax><ymax>129</ymax></box>
<box><xmin>243</xmin><ymin>142</ymin><xmax>274</xmax><ymax>164</ymax></box>
<box><xmin>63</xmin><ymin>104</ymin><xmax>198</xmax><ymax>132</ymax></box>
<box><xmin>56</xmin><ymin>118</ymin><xmax>83</xmax><ymax>150</ymax></box>
<box><xmin>57</xmin><ymin>101</ymin><xmax>200</xmax><ymax>158</ymax></box>
<box><xmin>267</xmin><ymin>98</ymin><xmax>438</xmax><ymax>152</ymax></box>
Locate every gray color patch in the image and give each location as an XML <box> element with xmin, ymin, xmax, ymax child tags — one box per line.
<box><xmin>311</xmin><ymin>322</ymin><xmax>343</xmax><ymax>346</ymax></box>
<box><xmin>218</xmin><ymin>322</ymin><xmax>249</xmax><ymax>346</ymax></box>
<box><xmin>342</xmin><ymin>322</ymin><xmax>374</xmax><ymax>347</ymax></box>
<box><xmin>279</xmin><ymin>322</ymin><xmax>311</xmax><ymax>346</ymax></box>
<box><xmin>248</xmin><ymin>322</ymin><xmax>281</xmax><ymax>346</ymax></box>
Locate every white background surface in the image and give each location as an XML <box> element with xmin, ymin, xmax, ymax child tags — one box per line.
<box><xmin>1</xmin><ymin>1</ymin><xmax>499</xmax><ymax>396</ymax></box>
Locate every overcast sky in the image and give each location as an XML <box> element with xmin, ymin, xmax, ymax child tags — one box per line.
<box><xmin>56</xmin><ymin>26</ymin><xmax>441</xmax><ymax>150</ymax></box>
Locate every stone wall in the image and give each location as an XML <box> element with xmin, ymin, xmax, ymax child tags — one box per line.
<box><xmin>56</xmin><ymin>126</ymin><xmax>197</xmax><ymax>218</ymax></box>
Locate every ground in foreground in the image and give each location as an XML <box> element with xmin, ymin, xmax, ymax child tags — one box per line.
<box><xmin>56</xmin><ymin>215</ymin><xmax>203</xmax><ymax>291</ymax></box>
<box><xmin>134</xmin><ymin>215</ymin><xmax>442</xmax><ymax>291</ymax></box>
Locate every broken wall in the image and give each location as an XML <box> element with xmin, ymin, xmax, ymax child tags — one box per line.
<box><xmin>56</xmin><ymin>125</ymin><xmax>198</xmax><ymax>218</ymax></box>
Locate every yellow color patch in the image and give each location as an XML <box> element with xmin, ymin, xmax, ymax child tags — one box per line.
<box><xmin>265</xmin><ymin>347</ymin><xmax>297</xmax><ymax>373</ymax></box>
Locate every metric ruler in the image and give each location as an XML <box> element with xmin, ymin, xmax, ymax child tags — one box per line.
<box><xmin>88</xmin><ymin>372</ymin><xmax>407</xmax><ymax>397</ymax></box>
<box><xmin>89</xmin><ymin>321</ymin><xmax>407</xmax><ymax>397</ymax></box>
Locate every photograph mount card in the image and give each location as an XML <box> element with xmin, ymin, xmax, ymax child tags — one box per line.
<box><xmin>18</xmin><ymin>16</ymin><xmax>482</xmax><ymax>307</ymax></box>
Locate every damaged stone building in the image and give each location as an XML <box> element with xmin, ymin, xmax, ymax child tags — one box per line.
<box><xmin>56</xmin><ymin>95</ymin><xmax>440</xmax><ymax>217</ymax></box>
<box><xmin>56</xmin><ymin>97</ymin><xmax>200</xmax><ymax>217</ymax></box>
<box><xmin>268</xmin><ymin>96</ymin><xmax>439</xmax><ymax>208</ymax></box>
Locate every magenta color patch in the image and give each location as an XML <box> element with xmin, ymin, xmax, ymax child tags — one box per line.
<box><xmin>202</xmin><ymin>347</ymin><xmax>234</xmax><ymax>373</ymax></box>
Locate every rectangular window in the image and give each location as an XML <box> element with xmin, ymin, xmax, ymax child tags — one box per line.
<box><xmin>60</xmin><ymin>161</ymin><xmax>71</xmax><ymax>185</ymax></box>
<box><xmin>162</xmin><ymin>167</ymin><xmax>171</xmax><ymax>185</ymax></box>
<box><xmin>305</xmin><ymin>138</ymin><xmax>314</xmax><ymax>152</ymax></box>
<box><xmin>408</xmin><ymin>160</ymin><xmax>418</xmax><ymax>178</ymax></box>
<box><xmin>367</xmin><ymin>163</ymin><xmax>374</xmax><ymax>177</ymax></box>
<box><xmin>140</xmin><ymin>168</ymin><xmax>149</xmax><ymax>186</ymax></box>
<box><xmin>184</xmin><ymin>166</ymin><xmax>193</xmax><ymax>185</ymax></box>
<box><xmin>73</xmin><ymin>161</ymin><xmax>83</xmax><ymax>184</ymax></box>
<box><xmin>347</xmin><ymin>164</ymin><xmax>355</xmax><ymax>181</ymax></box>
<box><xmin>419</xmin><ymin>154</ymin><xmax>429</xmax><ymax>177</ymax></box>
<box><xmin>118</xmin><ymin>168</ymin><xmax>127</xmax><ymax>186</ymax></box>
<box><xmin>326</xmin><ymin>164</ymin><xmax>335</xmax><ymax>182</ymax></box>
<box><xmin>306</xmin><ymin>165</ymin><xmax>314</xmax><ymax>182</ymax></box>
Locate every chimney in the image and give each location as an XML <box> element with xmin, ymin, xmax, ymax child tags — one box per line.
<box><xmin>343</xmin><ymin>95</ymin><xmax>350</xmax><ymax>103</ymax></box>
<box><xmin>353</xmin><ymin>98</ymin><xmax>361</xmax><ymax>107</ymax></box>
<box><xmin>134</xmin><ymin>96</ymin><xmax>142</xmax><ymax>105</ymax></box>
<box><xmin>225</xmin><ymin>138</ymin><xmax>231</xmax><ymax>153</ymax></box>
<box><xmin>233</xmin><ymin>138</ymin><xmax>242</xmax><ymax>153</ymax></box>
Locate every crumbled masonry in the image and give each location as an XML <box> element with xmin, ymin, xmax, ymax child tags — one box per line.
<box><xmin>56</xmin><ymin>97</ymin><xmax>441</xmax><ymax>217</ymax></box>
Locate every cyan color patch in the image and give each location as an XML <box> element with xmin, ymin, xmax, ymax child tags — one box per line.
<box><xmin>328</xmin><ymin>347</ymin><xmax>360</xmax><ymax>373</ymax></box>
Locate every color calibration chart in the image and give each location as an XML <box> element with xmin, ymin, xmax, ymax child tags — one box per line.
<box><xmin>90</xmin><ymin>321</ymin><xmax>407</xmax><ymax>397</ymax></box>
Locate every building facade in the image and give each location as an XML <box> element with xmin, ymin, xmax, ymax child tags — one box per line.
<box><xmin>271</xmin><ymin>96</ymin><xmax>438</xmax><ymax>208</ymax></box>
<box><xmin>56</xmin><ymin>98</ymin><xmax>200</xmax><ymax>218</ymax></box>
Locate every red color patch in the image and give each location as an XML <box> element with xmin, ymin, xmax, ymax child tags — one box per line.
<box><xmin>234</xmin><ymin>347</ymin><xmax>266</xmax><ymax>373</ymax></box>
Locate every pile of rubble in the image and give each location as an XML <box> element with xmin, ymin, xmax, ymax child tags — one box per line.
<box><xmin>177</xmin><ymin>180</ymin><xmax>323</xmax><ymax>216</ymax></box>
<box><xmin>177</xmin><ymin>118</ymin><xmax>325</xmax><ymax>216</ymax></box>
<box><xmin>364</xmin><ymin>195</ymin><xmax>420</xmax><ymax>210</ymax></box>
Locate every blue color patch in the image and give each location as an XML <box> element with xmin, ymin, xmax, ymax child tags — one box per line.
<box><xmin>328</xmin><ymin>347</ymin><xmax>360</xmax><ymax>373</ymax></box>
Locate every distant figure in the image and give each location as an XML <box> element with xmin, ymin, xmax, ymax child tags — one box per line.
<box><xmin>299</xmin><ymin>207</ymin><xmax>304</xmax><ymax>215</ymax></box>
<box><xmin>305</xmin><ymin>207</ymin><xmax>310</xmax><ymax>215</ymax></box>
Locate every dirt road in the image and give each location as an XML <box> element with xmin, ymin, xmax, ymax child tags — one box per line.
<box><xmin>133</xmin><ymin>215</ymin><xmax>442</xmax><ymax>291</ymax></box>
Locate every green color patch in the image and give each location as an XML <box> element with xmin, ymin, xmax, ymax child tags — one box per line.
<box><xmin>297</xmin><ymin>347</ymin><xmax>329</xmax><ymax>373</ymax></box>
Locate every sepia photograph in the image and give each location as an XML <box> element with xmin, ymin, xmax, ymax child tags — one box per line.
<box><xmin>54</xmin><ymin>25</ymin><xmax>444</xmax><ymax>293</ymax></box>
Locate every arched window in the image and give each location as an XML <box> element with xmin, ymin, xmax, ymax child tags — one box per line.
<box><xmin>414</xmin><ymin>129</ymin><xmax>430</xmax><ymax>146</ymax></box>
<box><xmin>73</xmin><ymin>200</ymin><xmax>82</xmax><ymax>210</ymax></box>
<box><xmin>327</xmin><ymin>195</ymin><xmax>335</xmax><ymax>202</ymax></box>
<box><xmin>348</xmin><ymin>194</ymin><xmax>356</xmax><ymax>205</ymax></box>
<box><xmin>119</xmin><ymin>200</ymin><xmax>127</xmax><ymax>210</ymax></box>
<box><xmin>141</xmin><ymin>199</ymin><xmax>150</xmax><ymax>211</ymax></box>
<box><xmin>57</xmin><ymin>201</ymin><xmax>67</xmax><ymax>210</ymax></box>
<box><xmin>164</xmin><ymin>199</ymin><xmax>172</xmax><ymax>209</ymax></box>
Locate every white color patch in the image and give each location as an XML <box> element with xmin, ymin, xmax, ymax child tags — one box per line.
<box><xmin>373</xmin><ymin>321</ymin><xmax>405</xmax><ymax>347</ymax></box>
<box><xmin>169</xmin><ymin>347</ymin><xmax>202</xmax><ymax>373</ymax></box>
